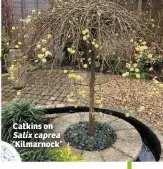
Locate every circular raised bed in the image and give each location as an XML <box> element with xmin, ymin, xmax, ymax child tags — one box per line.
<box><xmin>51</xmin><ymin>112</ymin><xmax>142</xmax><ymax>161</ymax></box>
<box><xmin>64</xmin><ymin>121</ymin><xmax>117</xmax><ymax>151</ymax></box>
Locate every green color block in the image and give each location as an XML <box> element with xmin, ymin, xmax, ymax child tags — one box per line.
<box><xmin>127</xmin><ymin>161</ymin><xmax>132</xmax><ymax>169</ymax></box>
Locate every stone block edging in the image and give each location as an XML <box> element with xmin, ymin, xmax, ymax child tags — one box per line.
<box><xmin>50</xmin><ymin>113</ymin><xmax>142</xmax><ymax>162</ymax></box>
<box><xmin>36</xmin><ymin>104</ymin><xmax>163</xmax><ymax>161</ymax></box>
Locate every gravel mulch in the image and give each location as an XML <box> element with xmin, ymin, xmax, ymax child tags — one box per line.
<box><xmin>64</xmin><ymin>121</ymin><xmax>117</xmax><ymax>151</ymax></box>
<box><xmin>100</xmin><ymin>75</ymin><xmax>163</xmax><ymax>133</ymax></box>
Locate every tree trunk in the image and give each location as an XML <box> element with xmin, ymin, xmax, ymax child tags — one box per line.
<box><xmin>88</xmin><ymin>52</ymin><xmax>95</xmax><ymax>136</ymax></box>
<box><xmin>138</xmin><ymin>0</ymin><xmax>142</xmax><ymax>14</ymax></box>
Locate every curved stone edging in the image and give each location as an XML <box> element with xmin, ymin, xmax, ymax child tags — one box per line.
<box><xmin>41</xmin><ymin>105</ymin><xmax>163</xmax><ymax>161</ymax></box>
<box><xmin>50</xmin><ymin>112</ymin><xmax>142</xmax><ymax>162</ymax></box>
<box><xmin>103</xmin><ymin>106</ymin><xmax>163</xmax><ymax>161</ymax></box>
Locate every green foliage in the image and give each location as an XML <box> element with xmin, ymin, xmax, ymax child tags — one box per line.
<box><xmin>129</xmin><ymin>72</ymin><xmax>148</xmax><ymax>80</ymax></box>
<box><xmin>134</xmin><ymin>42</ymin><xmax>163</xmax><ymax>77</ymax></box>
<box><xmin>2</xmin><ymin>99</ymin><xmax>45</xmax><ymax>143</ymax></box>
<box><xmin>48</xmin><ymin>145</ymin><xmax>83</xmax><ymax>162</ymax></box>
<box><xmin>18</xmin><ymin>148</ymin><xmax>52</xmax><ymax>162</ymax></box>
<box><xmin>114</xmin><ymin>59</ymin><xmax>124</xmax><ymax>74</ymax></box>
<box><xmin>2</xmin><ymin>99</ymin><xmax>82</xmax><ymax>162</ymax></box>
<box><xmin>18</xmin><ymin>145</ymin><xmax>83</xmax><ymax>162</ymax></box>
<box><xmin>138</xmin><ymin>51</ymin><xmax>163</xmax><ymax>69</ymax></box>
<box><xmin>123</xmin><ymin>62</ymin><xmax>148</xmax><ymax>80</ymax></box>
<box><xmin>27</xmin><ymin>63</ymin><xmax>40</xmax><ymax>72</ymax></box>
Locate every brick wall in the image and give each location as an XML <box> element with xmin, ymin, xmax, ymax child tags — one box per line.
<box><xmin>12</xmin><ymin>0</ymin><xmax>49</xmax><ymax>24</ymax></box>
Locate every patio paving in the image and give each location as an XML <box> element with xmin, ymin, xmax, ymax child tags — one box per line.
<box><xmin>2</xmin><ymin>70</ymin><xmax>71</xmax><ymax>106</ymax></box>
<box><xmin>2</xmin><ymin>69</ymin><xmax>163</xmax><ymax>132</ymax></box>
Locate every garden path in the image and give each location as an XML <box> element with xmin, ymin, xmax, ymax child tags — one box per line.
<box><xmin>2</xmin><ymin>69</ymin><xmax>163</xmax><ymax>132</ymax></box>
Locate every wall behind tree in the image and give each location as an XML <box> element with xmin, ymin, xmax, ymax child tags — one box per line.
<box><xmin>12</xmin><ymin>0</ymin><xmax>49</xmax><ymax>24</ymax></box>
<box><xmin>11</xmin><ymin>0</ymin><xmax>163</xmax><ymax>24</ymax></box>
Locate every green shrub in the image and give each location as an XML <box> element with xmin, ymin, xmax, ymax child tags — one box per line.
<box><xmin>18</xmin><ymin>148</ymin><xmax>52</xmax><ymax>162</ymax></box>
<box><xmin>48</xmin><ymin>144</ymin><xmax>83</xmax><ymax>162</ymax></box>
<box><xmin>2</xmin><ymin>99</ymin><xmax>45</xmax><ymax>143</ymax></box>
<box><xmin>2</xmin><ymin>99</ymin><xmax>83</xmax><ymax>162</ymax></box>
<box><xmin>27</xmin><ymin>64</ymin><xmax>39</xmax><ymax>72</ymax></box>
<box><xmin>18</xmin><ymin>145</ymin><xmax>83</xmax><ymax>162</ymax></box>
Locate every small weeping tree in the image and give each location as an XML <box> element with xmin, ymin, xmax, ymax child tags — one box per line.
<box><xmin>13</xmin><ymin>0</ymin><xmax>152</xmax><ymax>136</ymax></box>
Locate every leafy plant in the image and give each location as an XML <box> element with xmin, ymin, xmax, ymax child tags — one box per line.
<box><xmin>27</xmin><ymin>63</ymin><xmax>40</xmax><ymax>72</ymax></box>
<box><xmin>18</xmin><ymin>145</ymin><xmax>83</xmax><ymax>162</ymax></box>
<box><xmin>122</xmin><ymin>40</ymin><xmax>163</xmax><ymax>80</ymax></box>
<box><xmin>135</xmin><ymin>42</ymin><xmax>163</xmax><ymax>69</ymax></box>
<box><xmin>48</xmin><ymin>144</ymin><xmax>83</xmax><ymax>162</ymax></box>
<box><xmin>18</xmin><ymin>148</ymin><xmax>52</xmax><ymax>162</ymax></box>
<box><xmin>2</xmin><ymin>99</ymin><xmax>45</xmax><ymax>143</ymax></box>
<box><xmin>122</xmin><ymin>62</ymin><xmax>148</xmax><ymax>80</ymax></box>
